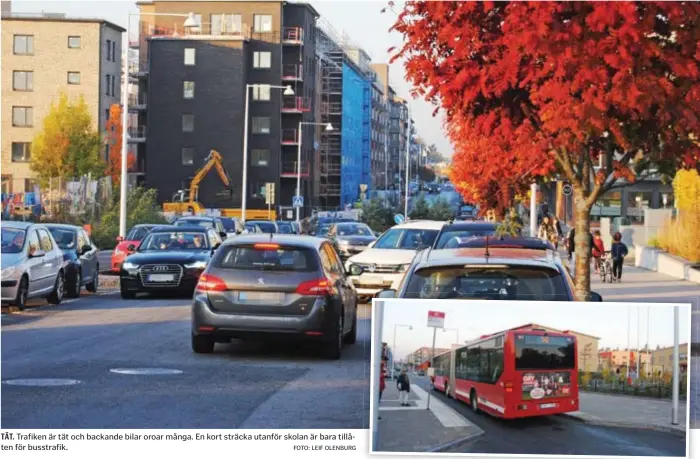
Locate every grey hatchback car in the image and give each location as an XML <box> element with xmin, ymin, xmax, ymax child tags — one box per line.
<box><xmin>191</xmin><ymin>235</ymin><xmax>358</xmax><ymax>359</ymax></box>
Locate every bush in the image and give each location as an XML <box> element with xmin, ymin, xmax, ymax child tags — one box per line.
<box><xmin>657</xmin><ymin>169</ymin><xmax>700</xmax><ymax>262</ymax></box>
<box><xmin>360</xmin><ymin>198</ymin><xmax>394</xmax><ymax>233</ymax></box>
<box><xmin>410</xmin><ymin>194</ymin><xmax>432</xmax><ymax>219</ymax></box>
<box><xmin>429</xmin><ymin>197</ymin><xmax>453</xmax><ymax>221</ymax></box>
<box><xmin>647</xmin><ymin>236</ymin><xmax>662</xmax><ymax>248</ymax></box>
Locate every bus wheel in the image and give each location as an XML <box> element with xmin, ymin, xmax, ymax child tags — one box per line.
<box><xmin>470</xmin><ymin>389</ymin><xmax>479</xmax><ymax>413</ymax></box>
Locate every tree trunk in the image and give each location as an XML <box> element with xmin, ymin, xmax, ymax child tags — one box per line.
<box><xmin>573</xmin><ymin>187</ymin><xmax>593</xmax><ymax>301</ymax></box>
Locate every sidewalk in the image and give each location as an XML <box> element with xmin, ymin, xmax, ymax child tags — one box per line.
<box><xmin>563</xmin><ymin>392</ymin><xmax>687</xmax><ymax>435</ymax></box>
<box><xmin>376</xmin><ymin>380</ymin><xmax>483</xmax><ymax>453</ymax></box>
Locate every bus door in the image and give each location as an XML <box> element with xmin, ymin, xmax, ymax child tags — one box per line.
<box><xmin>448</xmin><ymin>348</ymin><xmax>456</xmax><ymax>398</ymax></box>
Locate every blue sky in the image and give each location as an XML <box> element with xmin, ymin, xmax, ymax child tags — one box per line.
<box><xmin>8</xmin><ymin>0</ymin><xmax>451</xmax><ymax>156</ymax></box>
<box><xmin>377</xmin><ymin>300</ymin><xmax>692</xmax><ymax>361</ymax></box>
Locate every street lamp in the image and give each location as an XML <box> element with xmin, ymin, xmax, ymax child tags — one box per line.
<box><xmin>296</xmin><ymin>122</ymin><xmax>333</xmax><ymax>222</ymax></box>
<box><xmin>392</xmin><ymin>324</ymin><xmax>412</xmax><ymax>380</ymax></box>
<box><xmin>120</xmin><ymin>10</ymin><xmax>199</xmax><ymax>237</ymax></box>
<box><xmin>404</xmin><ymin>109</ymin><xmax>412</xmax><ymax>220</ymax></box>
<box><xmin>442</xmin><ymin>328</ymin><xmax>459</xmax><ymax>345</ymax></box>
<box><xmin>241</xmin><ymin>84</ymin><xmax>295</xmax><ymax>223</ymax></box>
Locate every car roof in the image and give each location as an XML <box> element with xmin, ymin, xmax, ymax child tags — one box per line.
<box><xmin>455</xmin><ymin>236</ymin><xmax>555</xmax><ymax>251</ymax></box>
<box><xmin>222</xmin><ymin>234</ymin><xmax>325</xmax><ymax>249</ymax></box>
<box><xmin>440</xmin><ymin>222</ymin><xmax>496</xmax><ymax>231</ymax></box>
<box><xmin>393</xmin><ymin>220</ymin><xmax>446</xmax><ymax>230</ymax></box>
<box><xmin>43</xmin><ymin>223</ymin><xmax>81</xmax><ymax>230</ymax></box>
<box><xmin>415</xmin><ymin>247</ymin><xmax>560</xmax><ymax>269</ymax></box>
<box><xmin>2</xmin><ymin>221</ymin><xmax>37</xmax><ymax>229</ymax></box>
<box><xmin>150</xmin><ymin>225</ymin><xmax>209</xmax><ymax>233</ymax></box>
<box><xmin>133</xmin><ymin>223</ymin><xmax>158</xmax><ymax>228</ymax></box>
<box><xmin>248</xmin><ymin>220</ymin><xmax>277</xmax><ymax>224</ymax></box>
<box><xmin>177</xmin><ymin>216</ymin><xmax>216</xmax><ymax>221</ymax></box>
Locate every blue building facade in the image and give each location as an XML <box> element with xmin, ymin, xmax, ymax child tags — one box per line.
<box><xmin>341</xmin><ymin>63</ymin><xmax>365</xmax><ymax>207</ymax></box>
<box><xmin>361</xmin><ymin>77</ymin><xmax>372</xmax><ymax>193</ymax></box>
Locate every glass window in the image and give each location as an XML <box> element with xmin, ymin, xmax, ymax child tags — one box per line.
<box><xmin>48</xmin><ymin>227</ymin><xmax>77</xmax><ymax>250</ymax></box>
<box><xmin>140</xmin><ymin>231</ymin><xmax>209</xmax><ymax>251</ymax></box>
<box><xmin>68</xmin><ymin>36</ymin><xmax>81</xmax><ymax>48</ymax></box>
<box><xmin>252</xmin><ymin>84</ymin><xmax>270</xmax><ymax>101</ymax></box>
<box><xmin>111</xmin><ymin>75</ymin><xmax>116</xmax><ymax>97</ymax></box>
<box><xmin>515</xmin><ymin>334</ymin><xmax>576</xmax><ymax>370</ymax></box>
<box><xmin>24</xmin><ymin>179</ymin><xmax>37</xmax><ymax>193</ymax></box>
<box><xmin>13</xmin><ymin>35</ymin><xmax>34</xmax><ymax>55</ymax></box>
<box><xmin>182</xmin><ymin>147</ymin><xmax>194</xmax><ymax>166</ymax></box>
<box><xmin>216</xmin><ymin>245</ymin><xmax>319</xmax><ymax>272</ymax></box>
<box><xmin>105</xmin><ymin>74</ymin><xmax>110</xmax><ymax>95</ymax></box>
<box><xmin>252</xmin><ymin>149</ymin><xmax>269</xmax><ymax>167</ymax></box>
<box><xmin>111</xmin><ymin>41</ymin><xmax>116</xmax><ymax>62</ymax></box>
<box><xmin>1</xmin><ymin>175</ymin><xmax>11</xmax><ymax>194</ymax></box>
<box><xmin>183</xmin><ymin>81</ymin><xmax>195</xmax><ymax>99</ymax></box>
<box><xmin>67</xmin><ymin>71</ymin><xmax>81</xmax><ymax>85</ymax></box>
<box><xmin>27</xmin><ymin>230</ymin><xmax>40</xmax><ymax>255</ymax></box>
<box><xmin>334</xmin><ymin>223</ymin><xmax>373</xmax><ymax>236</ymax></box>
<box><xmin>11</xmin><ymin>143</ymin><xmax>31</xmax><ymax>162</ymax></box>
<box><xmin>106</xmin><ymin>39</ymin><xmax>112</xmax><ymax>60</ymax></box>
<box><xmin>373</xmin><ymin>228</ymin><xmax>438</xmax><ymax>250</ymax></box>
<box><xmin>12</xmin><ymin>106</ymin><xmax>33</xmax><ymax>127</ymax></box>
<box><xmin>80</xmin><ymin>229</ymin><xmax>92</xmax><ymax>247</ymax></box>
<box><xmin>252</xmin><ymin>117</ymin><xmax>270</xmax><ymax>134</ymax></box>
<box><xmin>182</xmin><ymin>114</ymin><xmax>194</xmax><ymax>132</ymax></box>
<box><xmin>126</xmin><ymin>226</ymin><xmax>152</xmax><ymax>241</ymax></box>
<box><xmin>211</xmin><ymin>14</ymin><xmax>242</xmax><ymax>34</ymax></box>
<box><xmin>253</xmin><ymin>51</ymin><xmax>271</xmax><ymax>68</ymax></box>
<box><xmin>13</xmin><ymin>71</ymin><xmax>33</xmax><ymax>90</ymax></box>
<box><xmin>2</xmin><ymin>227</ymin><xmax>27</xmax><ymax>254</ymax></box>
<box><xmin>184</xmin><ymin>48</ymin><xmax>196</xmax><ymax>66</ymax></box>
<box><xmin>253</xmin><ymin>14</ymin><xmax>272</xmax><ymax>32</ymax></box>
<box><xmin>37</xmin><ymin>229</ymin><xmax>54</xmax><ymax>252</ymax></box>
<box><xmin>248</xmin><ymin>221</ymin><xmax>276</xmax><ymax>233</ymax></box>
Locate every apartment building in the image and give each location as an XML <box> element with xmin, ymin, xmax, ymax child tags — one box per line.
<box><xmin>369</xmin><ymin>63</ymin><xmax>389</xmax><ymax>191</ymax></box>
<box><xmin>388</xmin><ymin>93</ymin><xmax>409</xmax><ymax>188</ymax></box>
<box><xmin>405</xmin><ymin>347</ymin><xmax>452</xmax><ymax>366</ymax></box>
<box><xmin>598</xmin><ymin>349</ymin><xmax>653</xmax><ymax>375</ymax></box>
<box><xmin>1</xmin><ymin>12</ymin><xmax>124</xmax><ymax>194</ymax></box>
<box><xmin>131</xmin><ymin>1</ymin><xmax>319</xmax><ymax>216</ymax></box>
<box><xmin>650</xmin><ymin>343</ymin><xmax>689</xmax><ymax>376</ymax></box>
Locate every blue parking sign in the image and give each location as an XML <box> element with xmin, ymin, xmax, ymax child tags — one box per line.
<box><xmin>293</xmin><ymin>196</ymin><xmax>304</xmax><ymax>208</ymax></box>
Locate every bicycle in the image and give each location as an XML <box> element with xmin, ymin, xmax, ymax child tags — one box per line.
<box><xmin>599</xmin><ymin>251</ymin><xmax>614</xmax><ymax>283</ymax></box>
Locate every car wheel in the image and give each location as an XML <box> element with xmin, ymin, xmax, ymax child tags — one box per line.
<box><xmin>120</xmin><ymin>288</ymin><xmax>135</xmax><ymax>300</ymax></box>
<box><xmin>67</xmin><ymin>270</ymin><xmax>81</xmax><ymax>298</ymax></box>
<box><xmin>47</xmin><ymin>271</ymin><xmax>64</xmax><ymax>305</ymax></box>
<box><xmin>324</xmin><ymin>314</ymin><xmax>343</xmax><ymax>360</ymax></box>
<box><xmin>470</xmin><ymin>389</ymin><xmax>479</xmax><ymax>413</ymax></box>
<box><xmin>343</xmin><ymin>311</ymin><xmax>357</xmax><ymax>345</ymax></box>
<box><xmin>191</xmin><ymin>334</ymin><xmax>215</xmax><ymax>354</ymax></box>
<box><xmin>86</xmin><ymin>268</ymin><xmax>98</xmax><ymax>293</ymax></box>
<box><xmin>13</xmin><ymin>276</ymin><xmax>29</xmax><ymax>311</ymax></box>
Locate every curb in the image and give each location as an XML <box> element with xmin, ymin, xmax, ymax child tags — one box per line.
<box><xmin>425</xmin><ymin>429</ymin><xmax>485</xmax><ymax>453</ymax></box>
<box><xmin>560</xmin><ymin>414</ymin><xmax>686</xmax><ymax>438</ymax></box>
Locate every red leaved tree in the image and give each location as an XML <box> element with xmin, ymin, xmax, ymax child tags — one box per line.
<box><xmin>105</xmin><ymin>103</ymin><xmax>135</xmax><ymax>184</ymax></box>
<box><xmin>390</xmin><ymin>1</ymin><xmax>700</xmax><ymax>299</ymax></box>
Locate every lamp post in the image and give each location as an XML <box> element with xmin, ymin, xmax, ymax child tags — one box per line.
<box><xmin>296</xmin><ymin>122</ymin><xmax>333</xmax><ymax>222</ymax></box>
<box><xmin>443</xmin><ymin>328</ymin><xmax>459</xmax><ymax>346</ymax></box>
<box><xmin>241</xmin><ymin>84</ymin><xmax>294</xmax><ymax>223</ymax></box>
<box><xmin>404</xmin><ymin>108</ymin><xmax>411</xmax><ymax>220</ymax></box>
<box><xmin>120</xmin><ymin>10</ymin><xmax>200</xmax><ymax>237</ymax></box>
<box><xmin>392</xmin><ymin>324</ymin><xmax>412</xmax><ymax>380</ymax></box>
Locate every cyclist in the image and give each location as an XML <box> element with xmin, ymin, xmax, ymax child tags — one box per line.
<box><xmin>591</xmin><ymin>230</ymin><xmax>605</xmax><ymax>273</ymax></box>
<box><xmin>610</xmin><ymin>232</ymin><xmax>629</xmax><ymax>282</ymax></box>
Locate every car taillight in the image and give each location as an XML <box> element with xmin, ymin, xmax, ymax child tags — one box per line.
<box><xmin>504</xmin><ymin>381</ymin><xmax>513</xmax><ymax>393</ymax></box>
<box><xmin>196</xmin><ymin>274</ymin><xmax>227</xmax><ymax>292</ymax></box>
<box><xmin>254</xmin><ymin>243</ymin><xmax>279</xmax><ymax>250</ymax></box>
<box><xmin>296</xmin><ymin>278</ymin><xmax>333</xmax><ymax>296</ymax></box>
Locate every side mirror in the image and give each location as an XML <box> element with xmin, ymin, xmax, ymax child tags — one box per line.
<box><xmin>376</xmin><ymin>289</ymin><xmax>397</xmax><ymax>299</ymax></box>
<box><xmin>80</xmin><ymin>244</ymin><xmax>92</xmax><ymax>255</ymax></box>
<box><xmin>126</xmin><ymin>244</ymin><xmax>137</xmax><ymax>253</ymax></box>
<box><xmin>347</xmin><ymin>264</ymin><xmax>364</xmax><ymax>276</ymax></box>
<box><xmin>219</xmin><ymin>232</ymin><xmax>228</xmax><ymax>239</ymax></box>
<box><xmin>29</xmin><ymin>249</ymin><xmax>46</xmax><ymax>258</ymax></box>
<box><xmin>590</xmin><ymin>291</ymin><xmax>603</xmax><ymax>302</ymax></box>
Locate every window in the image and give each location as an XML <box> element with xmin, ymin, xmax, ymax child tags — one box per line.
<box><xmin>105</xmin><ymin>75</ymin><xmax>110</xmax><ymax>95</ymax></box>
<box><xmin>515</xmin><ymin>334</ymin><xmax>576</xmax><ymax>370</ymax></box>
<box><xmin>13</xmin><ymin>35</ymin><xmax>34</xmax><ymax>55</ymax></box>
<box><xmin>11</xmin><ymin>143</ymin><xmax>31</xmax><ymax>162</ymax></box>
<box><xmin>184</xmin><ymin>48</ymin><xmax>196</xmax><ymax>66</ymax></box>
<box><xmin>182</xmin><ymin>114</ymin><xmax>195</xmax><ymax>132</ymax></box>
<box><xmin>111</xmin><ymin>75</ymin><xmax>116</xmax><ymax>97</ymax></box>
<box><xmin>27</xmin><ymin>230</ymin><xmax>40</xmax><ymax>256</ymax></box>
<box><xmin>182</xmin><ymin>147</ymin><xmax>194</xmax><ymax>165</ymax></box>
<box><xmin>216</xmin><ymin>245</ymin><xmax>319</xmax><ymax>272</ymax></box>
<box><xmin>253</xmin><ymin>51</ymin><xmax>271</xmax><ymax>68</ymax></box>
<box><xmin>1</xmin><ymin>175</ymin><xmax>11</xmax><ymax>194</ymax></box>
<box><xmin>252</xmin><ymin>117</ymin><xmax>270</xmax><ymax>134</ymax></box>
<box><xmin>190</xmin><ymin>13</ymin><xmax>202</xmax><ymax>32</ymax></box>
<box><xmin>12</xmin><ymin>106</ymin><xmax>33</xmax><ymax>127</ymax></box>
<box><xmin>24</xmin><ymin>179</ymin><xmax>37</xmax><ymax>193</ymax></box>
<box><xmin>106</xmin><ymin>39</ymin><xmax>112</xmax><ymax>60</ymax></box>
<box><xmin>252</xmin><ymin>149</ymin><xmax>269</xmax><ymax>167</ymax></box>
<box><xmin>78</xmin><ymin>230</ymin><xmax>90</xmax><ymax>250</ymax></box>
<box><xmin>68</xmin><ymin>36</ymin><xmax>81</xmax><ymax>49</ymax></box>
<box><xmin>211</xmin><ymin>13</ymin><xmax>242</xmax><ymax>34</ymax></box>
<box><xmin>183</xmin><ymin>81</ymin><xmax>195</xmax><ymax>99</ymax></box>
<box><xmin>67</xmin><ymin>71</ymin><xmax>81</xmax><ymax>85</ymax></box>
<box><xmin>253</xmin><ymin>14</ymin><xmax>273</xmax><ymax>32</ymax></box>
<box><xmin>252</xmin><ymin>84</ymin><xmax>270</xmax><ymax>101</ymax></box>
<box><xmin>111</xmin><ymin>41</ymin><xmax>116</xmax><ymax>62</ymax></box>
<box><xmin>12</xmin><ymin>71</ymin><xmax>33</xmax><ymax>91</ymax></box>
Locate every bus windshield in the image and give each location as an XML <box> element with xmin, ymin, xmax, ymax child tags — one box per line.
<box><xmin>515</xmin><ymin>334</ymin><xmax>575</xmax><ymax>370</ymax></box>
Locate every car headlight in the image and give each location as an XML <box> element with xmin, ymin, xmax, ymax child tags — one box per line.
<box><xmin>337</xmin><ymin>239</ymin><xmax>349</xmax><ymax>246</ymax></box>
<box><xmin>184</xmin><ymin>260</ymin><xmax>208</xmax><ymax>269</ymax></box>
<box><xmin>122</xmin><ymin>262</ymin><xmax>139</xmax><ymax>270</ymax></box>
<box><xmin>397</xmin><ymin>264</ymin><xmax>411</xmax><ymax>273</ymax></box>
<box><xmin>1</xmin><ymin>266</ymin><xmax>17</xmax><ymax>279</ymax></box>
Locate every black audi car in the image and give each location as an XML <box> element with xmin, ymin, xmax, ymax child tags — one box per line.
<box><xmin>326</xmin><ymin>222</ymin><xmax>377</xmax><ymax>260</ymax></box>
<box><xmin>119</xmin><ymin>226</ymin><xmax>223</xmax><ymax>299</ymax></box>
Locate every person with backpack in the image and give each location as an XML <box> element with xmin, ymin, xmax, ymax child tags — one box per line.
<box><xmin>397</xmin><ymin>368</ymin><xmax>411</xmax><ymax>406</ymax></box>
<box><xmin>610</xmin><ymin>232</ymin><xmax>629</xmax><ymax>282</ymax></box>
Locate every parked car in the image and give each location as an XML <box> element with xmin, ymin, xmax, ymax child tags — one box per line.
<box><xmin>432</xmin><ymin>221</ymin><xmax>498</xmax><ymax>249</ymax></box>
<box><xmin>221</xmin><ymin>217</ymin><xmax>245</xmax><ymax>236</ymax></box>
<box><xmin>327</xmin><ymin>222</ymin><xmax>377</xmax><ymax>260</ymax></box>
<box><xmin>427</xmin><ymin>183</ymin><xmax>441</xmax><ymax>194</ymax></box>
<box><xmin>119</xmin><ymin>226</ymin><xmax>223</xmax><ymax>299</ymax></box>
<box><xmin>1</xmin><ymin>222</ymin><xmax>66</xmax><ymax>309</ymax></box>
<box><xmin>112</xmin><ymin>224</ymin><xmax>158</xmax><ymax>273</ymax></box>
<box><xmin>455</xmin><ymin>205</ymin><xmax>477</xmax><ymax>221</ymax></box>
<box><xmin>174</xmin><ymin>216</ymin><xmax>228</xmax><ymax>240</ymax></box>
<box><xmin>45</xmin><ymin>224</ymin><xmax>99</xmax><ymax>297</ymax></box>
<box><xmin>345</xmin><ymin>220</ymin><xmax>445</xmax><ymax>302</ymax></box>
<box><xmin>244</xmin><ymin>222</ymin><xmax>263</xmax><ymax>234</ymax></box>
<box><xmin>276</xmin><ymin>221</ymin><xmax>297</xmax><ymax>234</ymax></box>
<box><xmin>247</xmin><ymin>220</ymin><xmax>279</xmax><ymax>234</ymax></box>
<box><xmin>191</xmin><ymin>235</ymin><xmax>358</xmax><ymax>359</ymax></box>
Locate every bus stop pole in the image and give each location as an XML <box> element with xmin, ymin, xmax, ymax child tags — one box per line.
<box><xmin>426</xmin><ymin>326</ymin><xmax>437</xmax><ymax>411</ymax></box>
<box><xmin>672</xmin><ymin>305</ymin><xmax>680</xmax><ymax>425</ymax></box>
<box><xmin>371</xmin><ymin>300</ymin><xmax>385</xmax><ymax>452</ymax></box>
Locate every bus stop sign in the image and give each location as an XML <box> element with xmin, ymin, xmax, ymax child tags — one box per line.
<box><xmin>427</xmin><ymin>310</ymin><xmax>445</xmax><ymax>328</ymax></box>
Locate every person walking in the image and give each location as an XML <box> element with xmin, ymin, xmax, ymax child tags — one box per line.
<box><xmin>551</xmin><ymin>215</ymin><xmax>564</xmax><ymax>249</ymax></box>
<box><xmin>397</xmin><ymin>368</ymin><xmax>411</xmax><ymax>407</ymax></box>
<box><xmin>566</xmin><ymin>227</ymin><xmax>575</xmax><ymax>261</ymax></box>
<box><xmin>537</xmin><ymin>215</ymin><xmax>557</xmax><ymax>246</ymax></box>
<box><xmin>610</xmin><ymin>232</ymin><xmax>629</xmax><ymax>282</ymax></box>
<box><xmin>591</xmin><ymin>230</ymin><xmax>605</xmax><ymax>273</ymax></box>
<box><xmin>378</xmin><ymin>363</ymin><xmax>386</xmax><ymax>420</ymax></box>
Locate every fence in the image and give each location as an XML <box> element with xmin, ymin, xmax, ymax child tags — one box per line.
<box><xmin>580</xmin><ymin>379</ymin><xmax>687</xmax><ymax>400</ymax></box>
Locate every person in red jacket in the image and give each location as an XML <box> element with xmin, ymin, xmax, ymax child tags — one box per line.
<box><xmin>591</xmin><ymin>230</ymin><xmax>605</xmax><ymax>273</ymax></box>
<box><xmin>378</xmin><ymin>363</ymin><xmax>386</xmax><ymax>420</ymax></box>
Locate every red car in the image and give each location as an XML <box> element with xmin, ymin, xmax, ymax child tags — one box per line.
<box><xmin>111</xmin><ymin>224</ymin><xmax>158</xmax><ymax>273</ymax></box>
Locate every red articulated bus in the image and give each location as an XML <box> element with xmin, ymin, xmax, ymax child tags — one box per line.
<box><xmin>432</xmin><ymin>326</ymin><xmax>579</xmax><ymax>419</ymax></box>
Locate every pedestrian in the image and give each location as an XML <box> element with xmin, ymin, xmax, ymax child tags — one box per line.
<box><xmin>537</xmin><ymin>215</ymin><xmax>557</xmax><ymax>246</ymax></box>
<box><xmin>378</xmin><ymin>362</ymin><xmax>386</xmax><ymax>420</ymax></box>
<box><xmin>397</xmin><ymin>368</ymin><xmax>411</xmax><ymax>406</ymax></box>
<box><xmin>591</xmin><ymin>230</ymin><xmax>605</xmax><ymax>273</ymax></box>
<box><xmin>566</xmin><ymin>227</ymin><xmax>575</xmax><ymax>261</ymax></box>
<box><xmin>610</xmin><ymin>232</ymin><xmax>629</xmax><ymax>282</ymax></box>
<box><xmin>551</xmin><ymin>215</ymin><xmax>563</xmax><ymax>249</ymax></box>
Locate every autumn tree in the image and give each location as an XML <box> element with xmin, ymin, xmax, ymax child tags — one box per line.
<box><xmin>105</xmin><ymin>103</ymin><xmax>136</xmax><ymax>185</ymax></box>
<box><xmin>389</xmin><ymin>1</ymin><xmax>700</xmax><ymax>299</ymax></box>
<box><xmin>30</xmin><ymin>93</ymin><xmax>104</xmax><ymax>184</ymax></box>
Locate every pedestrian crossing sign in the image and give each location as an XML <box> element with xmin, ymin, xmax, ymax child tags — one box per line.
<box><xmin>293</xmin><ymin>196</ymin><xmax>304</xmax><ymax>208</ymax></box>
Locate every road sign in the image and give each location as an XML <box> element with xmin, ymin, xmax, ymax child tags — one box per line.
<box><xmin>359</xmin><ymin>184</ymin><xmax>368</xmax><ymax>193</ymax></box>
<box><xmin>293</xmin><ymin>196</ymin><xmax>304</xmax><ymax>208</ymax></box>
<box><xmin>427</xmin><ymin>310</ymin><xmax>445</xmax><ymax>328</ymax></box>
<box><xmin>265</xmin><ymin>183</ymin><xmax>275</xmax><ymax>205</ymax></box>
<box><xmin>562</xmin><ymin>184</ymin><xmax>573</xmax><ymax>196</ymax></box>
<box><xmin>394</xmin><ymin>214</ymin><xmax>405</xmax><ymax>225</ymax></box>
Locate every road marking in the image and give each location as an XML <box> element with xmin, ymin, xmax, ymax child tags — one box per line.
<box><xmin>3</xmin><ymin>378</ymin><xmax>81</xmax><ymax>387</ymax></box>
<box><xmin>411</xmin><ymin>384</ymin><xmax>471</xmax><ymax>427</ymax></box>
<box><xmin>109</xmin><ymin>368</ymin><xmax>183</xmax><ymax>375</ymax></box>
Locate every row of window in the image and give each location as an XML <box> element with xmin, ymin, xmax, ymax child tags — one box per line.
<box><xmin>182</xmin><ymin>47</ymin><xmax>272</xmax><ymax>69</ymax></box>
<box><xmin>106</xmin><ymin>39</ymin><xmax>117</xmax><ymax>62</ymax></box>
<box><xmin>179</xmin><ymin>147</ymin><xmax>269</xmax><ymax>167</ymax></box>
<box><xmin>12</xmin><ymin>70</ymin><xmax>82</xmax><ymax>91</ymax></box>
<box><xmin>179</xmin><ymin>114</ymin><xmax>271</xmax><ymax>135</ymax></box>
<box><xmin>13</xmin><ymin>34</ymin><xmax>81</xmax><ymax>55</ymax></box>
<box><xmin>185</xmin><ymin>13</ymin><xmax>273</xmax><ymax>34</ymax></box>
<box><xmin>1</xmin><ymin>176</ymin><xmax>37</xmax><ymax>194</ymax></box>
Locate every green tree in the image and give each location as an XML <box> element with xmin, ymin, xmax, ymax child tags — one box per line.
<box><xmin>360</xmin><ymin>198</ymin><xmax>394</xmax><ymax>233</ymax></box>
<box><xmin>429</xmin><ymin>197</ymin><xmax>453</xmax><ymax>221</ymax></box>
<box><xmin>496</xmin><ymin>208</ymin><xmax>523</xmax><ymax>237</ymax></box>
<box><xmin>410</xmin><ymin>194</ymin><xmax>432</xmax><ymax>219</ymax></box>
<box><xmin>30</xmin><ymin>93</ymin><xmax>104</xmax><ymax>185</ymax></box>
<box><xmin>425</xmin><ymin>143</ymin><xmax>444</xmax><ymax>164</ymax></box>
<box><xmin>418</xmin><ymin>166</ymin><xmax>436</xmax><ymax>183</ymax></box>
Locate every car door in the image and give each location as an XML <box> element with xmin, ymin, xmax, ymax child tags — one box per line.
<box><xmin>79</xmin><ymin>229</ymin><xmax>98</xmax><ymax>283</ymax></box>
<box><xmin>36</xmin><ymin>228</ymin><xmax>61</xmax><ymax>292</ymax></box>
<box><xmin>24</xmin><ymin>229</ymin><xmax>44</xmax><ymax>295</ymax></box>
<box><xmin>207</xmin><ymin>229</ymin><xmax>221</xmax><ymax>257</ymax></box>
<box><xmin>323</xmin><ymin>243</ymin><xmax>354</xmax><ymax>332</ymax></box>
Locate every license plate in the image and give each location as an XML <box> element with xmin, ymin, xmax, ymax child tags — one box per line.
<box><xmin>238</xmin><ymin>291</ymin><xmax>284</xmax><ymax>303</ymax></box>
<box><xmin>148</xmin><ymin>274</ymin><xmax>174</xmax><ymax>282</ymax></box>
<box><xmin>362</xmin><ymin>275</ymin><xmax>384</xmax><ymax>285</ymax></box>
<box><xmin>540</xmin><ymin>403</ymin><xmax>557</xmax><ymax>409</ymax></box>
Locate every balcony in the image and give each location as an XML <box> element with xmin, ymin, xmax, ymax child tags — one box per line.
<box><xmin>282</xmin><ymin>64</ymin><xmax>303</xmax><ymax>82</ymax></box>
<box><xmin>128</xmin><ymin>94</ymin><xmax>147</xmax><ymax>110</ymax></box>
<box><xmin>321</xmin><ymin>101</ymin><xmax>342</xmax><ymax>115</ymax></box>
<box><xmin>133</xmin><ymin>22</ymin><xmax>251</xmax><ymax>47</ymax></box>
<box><xmin>128</xmin><ymin>59</ymin><xmax>149</xmax><ymax>78</ymax></box>
<box><xmin>320</xmin><ymin>183</ymin><xmax>341</xmax><ymax>195</ymax></box>
<box><xmin>281</xmin><ymin>96</ymin><xmax>311</xmax><ymax>114</ymax></box>
<box><xmin>321</xmin><ymin>162</ymin><xmax>341</xmax><ymax>175</ymax></box>
<box><xmin>280</xmin><ymin>161</ymin><xmax>310</xmax><ymax>177</ymax></box>
<box><xmin>281</xmin><ymin>129</ymin><xmax>299</xmax><ymax>145</ymax></box>
<box><xmin>127</xmin><ymin>126</ymin><xmax>147</xmax><ymax>143</ymax></box>
<box><xmin>282</xmin><ymin>27</ymin><xmax>304</xmax><ymax>45</ymax></box>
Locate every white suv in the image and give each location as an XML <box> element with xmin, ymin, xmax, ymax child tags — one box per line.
<box><xmin>345</xmin><ymin>220</ymin><xmax>446</xmax><ymax>302</ymax></box>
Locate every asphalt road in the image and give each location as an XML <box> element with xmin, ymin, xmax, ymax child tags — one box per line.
<box><xmin>412</xmin><ymin>377</ymin><xmax>686</xmax><ymax>456</ymax></box>
<box><xmin>1</xmin><ymin>290</ymin><xmax>371</xmax><ymax>429</ymax></box>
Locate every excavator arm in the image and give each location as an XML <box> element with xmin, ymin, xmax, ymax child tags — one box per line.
<box><xmin>187</xmin><ymin>150</ymin><xmax>232</xmax><ymax>202</ymax></box>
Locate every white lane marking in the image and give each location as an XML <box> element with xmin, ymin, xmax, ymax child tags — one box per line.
<box><xmin>411</xmin><ymin>384</ymin><xmax>471</xmax><ymax>427</ymax></box>
<box><xmin>3</xmin><ymin>378</ymin><xmax>81</xmax><ymax>386</ymax></box>
<box><xmin>109</xmin><ymin>368</ymin><xmax>183</xmax><ymax>375</ymax></box>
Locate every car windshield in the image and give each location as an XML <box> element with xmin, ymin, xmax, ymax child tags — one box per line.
<box><xmin>126</xmin><ymin>226</ymin><xmax>152</xmax><ymax>241</ymax></box>
<box><xmin>48</xmin><ymin>228</ymin><xmax>77</xmax><ymax>250</ymax></box>
<box><xmin>403</xmin><ymin>266</ymin><xmax>570</xmax><ymax>301</ymax></box>
<box><xmin>251</xmin><ymin>221</ymin><xmax>276</xmax><ymax>233</ymax></box>
<box><xmin>216</xmin><ymin>245</ymin><xmax>319</xmax><ymax>272</ymax></box>
<box><xmin>220</xmin><ymin>219</ymin><xmax>235</xmax><ymax>231</ymax></box>
<box><xmin>515</xmin><ymin>334</ymin><xmax>576</xmax><ymax>370</ymax></box>
<box><xmin>277</xmin><ymin>222</ymin><xmax>294</xmax><ymax>234</ymax></box>
<box><xmin>335</xmin><ymin>223</ymin><xmax>373</xmax><ymax>236</ymax></box>
<box><xmin>435</xmin><ymin>228</ymin><xmax>497</xmax><ymax>248</ymax></box>
<box><xmin>175</xmin><ymin>219</ymin><xmax>213</xmax><ymax>229</ymax></box>
<box><xmin>244</xmin><ymin>223</ymin><xmax>258</xmax><ymax>232</ymax></box>
<box><xmin>317</xmin><ymin>224</ymin><xmax>332</xmax><ymax>236</ymax></box>
<box><xmin>1</xmin><ymin>227</ymin><xmax>26</xmax><ymax>254</ymax></box>
<box><xmin>139</xmin><ymin>231</ymin><xmax>209</xmax><ymax>251</ymax></box>
<box><xmin>373</xmin><ymin>228</ymin><xmax>439</xmax><ymax>250</ymax></box>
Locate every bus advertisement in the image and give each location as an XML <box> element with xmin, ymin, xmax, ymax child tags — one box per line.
<box><xmin>431</xmin><ymin>326</ymin><xmax>578</xmax><ymax>419</ymax></box>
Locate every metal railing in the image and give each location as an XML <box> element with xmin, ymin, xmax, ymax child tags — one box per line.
<box><xmin>281</xmin><ymin>161</ymin><xmax>310</xmax><ymax>176</ymax></box>
<box><xmin>282</xmin><ymin>64</ymin><xmax>303</xmax><ymax>81</ymax></box>
<box><xmin>127</xmin><ymin>126</ymin><xmax>147</xmax><ymax>138</ymax></box>
<box><xmin>322</xmin><ymin>101</ymin><xmax>343</xmax><ymax>114</ymax></box>
<box><xmin>282</xmin><ymin>27</ymin><xmax>304</xmax><ymax>44</ymax></box>
<box><xmin>282</xmin><ymin>96</ymin><xmax>311</xmax><ymax>112</ymax></box>
<box><xmin>136</xmin><ymin>22</ymin><xmax>252</xmax><ymax>42</ymax></box>
<box><xmin>281</xmin><ymin>129</ymin><xmax>299</xmax><ymax>144</ymax></box>
<box><xmin>320</xmin><ymin>183</ymin><xmax>341</xmax><ymax>195</ymax></box>
<box><xmin>128</xmin><ymin>94</ymin><xmax>147</xmax><ymax>107</ymax></box>
<box><xmin>321</xmin><ymin>163</ymin><xmax>342</xmax><ymax>175</ymax></box>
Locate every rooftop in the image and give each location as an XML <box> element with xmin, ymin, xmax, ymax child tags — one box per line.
<box><xmin>1</xmin><ymin>12</ymin><xmax>126</xmax><ymax>32</ymax></box>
